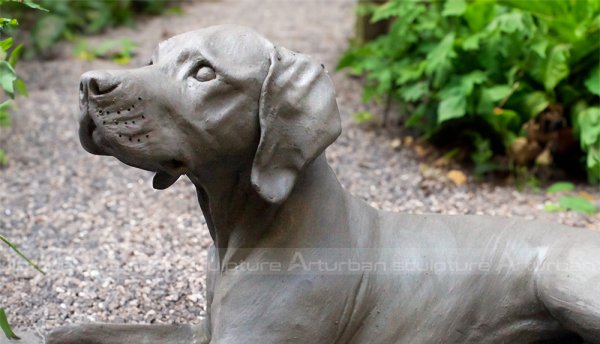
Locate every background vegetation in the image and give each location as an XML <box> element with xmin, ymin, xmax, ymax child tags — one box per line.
<box><xmin>339</xmin><ymin>0</ymin><xmax>600</xmax><ymax>184</ymax></box>
<box><xmin>2</xmin><ymin>0</ymin><xmax>176</xmax><ymax>55</ymax></box>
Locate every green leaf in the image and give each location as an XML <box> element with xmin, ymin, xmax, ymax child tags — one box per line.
<box><xmin>531</xmin><ymin>39</ymin><xmax>549</xmax><ymax>58</ymax></box>
<box><xmin>112</xmin><ymin>56</ymin><xmax>131</xmax><ymax>65</ymax></box>
<box><xmin>74</xmin><ymin>38</ymin><xmax>137</xmax><ymax>64</ymax></box>
<box><xmin>353</xmin><ymin>111</ymin><xmax>374</xmax><ymax>124</ymax></box>
<box><xmin>337</xmin><ymin>45</ymin><xmax>371</xmax><ymax>72</ymax></box>
<box><xmin>506</xmin><ymin>65</ymin><xmax>520</xmax><ymax>85</ymax></box>
<box><xmin>486</xmin><ymin>109</ymin><xmax>521</xmax><ymax>144</ymax></box>
<box><xmin>0</xmin><ymin>37</ymin><xmax>13</xmax><ymax>52</ymax></box>
<box><xmin>371</xmin><ymin>1</ymin><xmax>405</xmax><ymax>22</ymax></box>
<box><xmin>586</xmin><ymin>145</ymin><xmax>600</xmax><ymax>184</ymax></box>
<box><xmin>584</xmin><ymin>66</ymin><xmax>600</xmax><ymax>96</ymax></box>
<box><xmin>438</xmin><ymin>87</ymin><xmax>467</xmax><ymax>123</ymax></box>
<box><xmin>476</xmin><ymin>85</ymin><xmax>513</xmax><ymax>116</ymax></box>
<box><xmin>462</xmin><ymin>32</ymin><xmax>486</xmax><ymax>51</ymax></box>
<box><xmin>522</xmin><ymin>91</ymin><xmax>550</xmax><ymax>119</ymax></box>
<box><xmin>0</xmin><ymin>113</ymin><xmax>8</xmax><ymax>127</ymax></box>
<box><xmin>396</xmin><ymin>61</ymin><xmax>426</xmax><ymax>85</ymax></box>
<box><xmin>0</xmin><ymin>99</ymin><xmax>11</xmax><ymax>128</ymax></box>
<box><xmin>559</xmin><ymin>195</ymin><xmax>599</xmax><ymax>214</ymax></box>
<box><xmin>22</xmin><ymin>0</ymin><xmax>49</xmax><ymax>12</ymax></box>
<box><xmin>8</xmin><ymin>44</ymin><xmax>22</xmax><ymax>68</ymax></box>
<box><xmin>442</xmin><ymin>0</ymin><xmax>466</xmax><ymax>17</ymax></box>
<box><xmin>0</xmin><ymin>308</ymin><xmax>19</xmax><ymax>340</ymax></box>
<box><xmin>464</xmin><ymin>0</ymin><xmax>496</xmax><ymax>31</ymax></box>
<box><xmin>499</xmin><ymin>0</ymin><xmax>564</xmax><ymax>18</ymax></box>
<box><xmin>0</xmin><ymin>61</ymin><xmax>17</xmax><ymax>97</ymax></box>
<box><xmin>470</xmin><ymin>134</ymin><xmax>498</xmax><ymax>176</ymax></box>
<box><xmin>570</xmin><ymin>100</ymin><xmax>588</xmax><ymax>136</ymax></box>
<box><xmin>487</xmin><ymin>11</ymin><xmax>528</xmax><ymax>34</ymax></box>
<box><xmin>576</xmin><ymin>107</ymin><xmax>600</xmax><ymax>147</ymax></box>
<box><xmin>544</xmin><ymin>44</ymin><xmax>571</xmax><ymax>91</ymax></box>
<box><xmin>0</xmin><ymin>18</ymin><xmax>18</xmax><ymax>30</ymax></box>
<box><xmin>0</xmin><ymin>149</ymin><xmax>7</xmax><ymax>166</ymax></box>
<box><xmin>426</xmin><ymin>33</ymin><xmax>456</xmax><ymax>85</ymax></box>
<box><xmin>460</xmin><ymin>70</ymin><xmax>487</xmax><ymax>94</ymax></box>
<box><xmin>543</xmin><ymin>202</ymin><xmax>565</xmax><ymax>212</ymax></box>
<box><xmin>572</xmin><ymin>105</ymin><xmax>600</xmax><ymax>183</ymax></box>
<box><xmin>14</xmin><ymin>78</ymin><xmax>27</xmax><ymax>96</ymax></box>
<box><xmin>400</xmin><ymin>81</ymin><xmax>428</xmax><ymax>102</ymax></box>
<box><xmin>166</xmin><ymin>5</ymin><xmax>184</xmax><ymax>15</ymax></box>
<box><xmin>547</xmin><ymin>182</ymin><xmax>576</xmax><ymax>193</ymax></box>
<box><xmin>0</xmin><ymin>234</ymin><xmax>45</xmax><ymax>274</ymax></box>
<box><xmin>485</xmin><ymin>85</ymin><xmax>512</xmax><ymax>101</ymax></box>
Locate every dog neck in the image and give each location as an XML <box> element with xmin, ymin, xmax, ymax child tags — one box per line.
<box><xmin>187</xmin><ymin>153</ymin><xmax>349</xmax><ymax>266</ymax></box>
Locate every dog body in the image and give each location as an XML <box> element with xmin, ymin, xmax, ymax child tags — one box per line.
<box><xmin>59</xmin><ymin>25</ymin><xmax>600</xmax><ymax>343</ymax></box>
<box><xmin>202</xmin><ymin>155</ymin><xmax>599</xmax><ymax>343</ymax></box>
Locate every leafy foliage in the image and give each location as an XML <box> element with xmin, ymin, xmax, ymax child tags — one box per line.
<box><xmin>0</xmin><ymin>148</ymin><xmax>7</xmax><ymax>165</ymax></box>
<box><xmin>558</xmin><ymin>195</ymin><xmax>598</xmax><ymax>214</ymax></box>
<box><xmin>1</xmin><ymin>0</ymin><xmax>45</xmax><ymax>166</ymax></box>
<box><xmin>544</xmin><ymin>182</ymin><xmax>598</xmax><ymax>214</ymax></box>
<box><xmin>2</xmin><ymin>0</ymin><xmax>178</xmax><ymax>55</ymax></box>
<box><xmin>353</xmin><ymin>110</ymin><xmax>375</xmax><ymax>123</ymax></box>
<box><xmin>546</xmin><ymin>181</ymin><xmax>575</xmax><ymax>194</ymax></box>
<box><xmin>74</xmin><ymin>38</ymin><xmax>138</xmax><ymax>65</ymax></box>
<box><xmin>339</xmin><ymin>0</ymin><xmax>600</xmax><ymax>183</ymax></box>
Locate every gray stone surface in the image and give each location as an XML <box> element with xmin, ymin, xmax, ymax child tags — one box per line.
<box><xmin>0</xmin><ymin>0</ymin><xmax>598</xmax><ymax>339</ymax></box>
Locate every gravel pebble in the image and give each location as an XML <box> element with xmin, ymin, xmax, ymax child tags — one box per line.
<box><xmin>0</xmin><ymin>0</ymin><xmax>598</xmax><ymax>332</ymax></box>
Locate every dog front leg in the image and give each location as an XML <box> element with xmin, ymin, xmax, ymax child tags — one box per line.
<box><xmin>46</xmin><ymin>322</ymin><xmax>210</xmax><ymax>344</ymax></box>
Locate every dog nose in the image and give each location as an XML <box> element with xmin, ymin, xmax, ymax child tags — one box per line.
<box><xmin>79</xmin><ymin>71</ymin><xmax>120</xmax><ymax>102</ymax></box>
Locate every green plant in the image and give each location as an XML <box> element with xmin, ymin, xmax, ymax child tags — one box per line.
<box><xmin>3</xmin><ymin>0</ymin><xmax>178</xmax><ymax>56</ymax></box>
<box><xmin>1</xmin><ymin>4</ymin><xmax>46</xmax><ymax>332</ymax></box>
<box><xmin>0</xmin><ymin>234</ymin><xmax>45</xmax><ymax>340</ymax></box>
<box><xmin>339</xmin><ymin>0</ymin><xmax>600</xmax><ymax>183</ymax></box>
<box><xmin>0</xmin><ymin>308</ymin><xmax>19</xmax><ymax>340</ymax></box>
<box><xmin>353</xmin><ymin>110</ymin><xmax>375</xmax><ymax>123</ymax></box>
<box><xmin>0</xmin><ymin>0</ymin><xmax>46</xmax><ymax>166</ymax></box>
<box><xmin>74</xmin><ymin>38</ymin><xmax>138</xmax><ymax>65</ymax></box>
<box><xmin>543</xmin><ymin>181</ymin><xmax>598</xmax><ymax>214</ymax></box>
<box><xmin>0</xmin><ymin>234</ymin><xmax>45</xmax><ymax>274</ymax></box>
<box><xmin>0</xmin><ymin>35</ymin><xmax>28</xmax><ymax>123</ymax></box>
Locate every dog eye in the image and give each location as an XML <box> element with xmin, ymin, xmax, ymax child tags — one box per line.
<box><xmin>194</xmin><ymin>66</ymin><xmax>216</xmax><ymax>82</ymax></box>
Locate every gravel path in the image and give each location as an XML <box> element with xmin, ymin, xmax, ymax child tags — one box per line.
<box><xmin>0</xmin><ymin>0</ymin><xmax>598</xmax><ymax>332</ymax></box>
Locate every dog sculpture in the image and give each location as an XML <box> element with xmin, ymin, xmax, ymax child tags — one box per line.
<box><xmin>51</xmin><ymin>25</ymin><xmax>600</xmax><ymax>343</ymax></box>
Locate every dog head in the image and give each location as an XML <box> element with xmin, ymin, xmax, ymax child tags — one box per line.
<box><xmin>79</xmin><ymin>25</ymin><xmax>341</xmax><ymax>204</ymax></box>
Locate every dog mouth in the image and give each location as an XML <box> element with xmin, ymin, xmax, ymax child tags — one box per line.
<box><xmin>79</xmin><ymin>109</ymin><xmax>108</xmax><ymax>156</ymax></box>
<box><xmin>78</xmin><ymin>72</ymin><xmax>188</xmax><ymax>190</ymax></box>
<box><xmin>79</xmin><ymin>96</ymin><xmax>153</xmax><ymax>153</ymax></box>
<box><xmin>80</xmin><ymin>105</ymin><xmax>188</xmax><ymax>188</ymax></box>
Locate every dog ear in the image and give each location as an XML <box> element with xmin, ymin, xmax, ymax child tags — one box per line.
<box><xmin>251</xmin><ymin>46</ymin><xmax>341</xmax><ymax>204</ymax></box>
